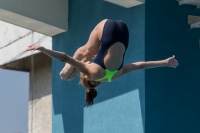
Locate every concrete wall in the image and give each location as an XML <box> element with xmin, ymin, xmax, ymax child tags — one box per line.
<box><xmin>52</xmin><ymin>0</ymin><xmax>145</xmax><ymax>133</ymax></box>
<box><xmin>0</xmin><ymin>20</ymin><xmax>53</xmax><ymax>133</ymax></box>
<box><xmin>104</xmin><ymin>0</ymin><xmax>145</xmax><ymax>8</ymax></box>
<box><xmin>29</xmin><ymin>53</ymin><xmax>52</xmax><ymax>133</ymax></box>
<box><xmin>0</xmin><ymin>20</ymin><xmax>52</xmax><ymax>66</ymax></box>
<box><xmin>0</xmin><ymin>0</ymin><xmax>68</xmax><ymax>36</ymax></box>
<box><xmin>146</xmin><ymin>1</ymin><xmax>200</xmax><ymax>133</ymax></box>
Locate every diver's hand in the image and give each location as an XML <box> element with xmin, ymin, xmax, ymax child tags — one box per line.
<box><xmin>66</xmin><ymin>68</ymin><xmax>79</xmax><ymax>81</ymax></box>
<box><xmin>26</xmin><ymin>45</ymin><xmax>43</xmax><ymax>51</ymax></box>
<box><xmin>165</xmin><ymin>55</ymin><xmax>179</xmax><ymax>68</ymax></box>
<box><xmin>60</xmin><ymin>64</ymin><xmax>79</xmax><ymax>81</ymax></box>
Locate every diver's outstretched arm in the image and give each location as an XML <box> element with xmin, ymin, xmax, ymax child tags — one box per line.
<box><xmin>120</xmin><ymin>55</ymin><xmax>179</xmax><ymax>76</ymax></box>
<box><xmin>27</xmin><ymin>45</ymin><xmax>68</xmax><ymax>61</ymax></box>
<box><xmin>26</xmin><ymin>45</ymin><xmax>89</xmax><ymax>75</ymax></box>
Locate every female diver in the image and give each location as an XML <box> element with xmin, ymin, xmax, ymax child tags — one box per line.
<box><xmin>27</xmin><ymin>19</ymin><xmax>179</xmax><ymax>106</ymax></box>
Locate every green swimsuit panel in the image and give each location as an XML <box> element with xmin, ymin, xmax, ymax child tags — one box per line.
<box><xmin>94</xmin><ymin>69</ymin><xmax>118</xmax><ymax>82</ymax></box>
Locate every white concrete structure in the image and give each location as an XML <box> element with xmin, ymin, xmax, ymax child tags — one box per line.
<box><xmin>188</xmin><ymin>15</ymin><xmax>200</xmax><ymax>29</ymax></box>
<box><xmin>178</xmin><ymin>0</ymin><xmax>200</xmax><ymax>8</ymax></box>
<box><xmin>104</xmin><ymin>0</ymin><xmax>145</xmax><ymax>8</ymax></box>
<box><xmin>0</xmin><ymin>20</ymin><xmax>52</xmax><ymax>133</ymax></box>
<box><xmin>29</xmin><ymin>53</ymin><xmax>52</xmax><ymax>133</ymax></box>
<box><xmin>178</xmin><ymin>2</ymin><xmax>200</xmax><ymax>30</ymax></box>
<box><xmin>0</xmin><ymin>0</ymin><xmax>68</xmax><ymax>36</ymax></box>
<box><xmin>0</xmin><ymin>21</ymin><xmax>52</xmax><ymax>66</ymax></box>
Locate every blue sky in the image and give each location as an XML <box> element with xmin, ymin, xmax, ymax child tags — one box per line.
<box><xmin>0</xmin><ymin>68</ymin><xmax>29</xmax><ymax>133</ymax></box>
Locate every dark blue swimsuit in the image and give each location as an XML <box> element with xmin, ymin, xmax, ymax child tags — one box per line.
<box><xmin>91</xmin><ymin>19</ymin><xmax>129</xmax><ymax>82</ymax></box>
